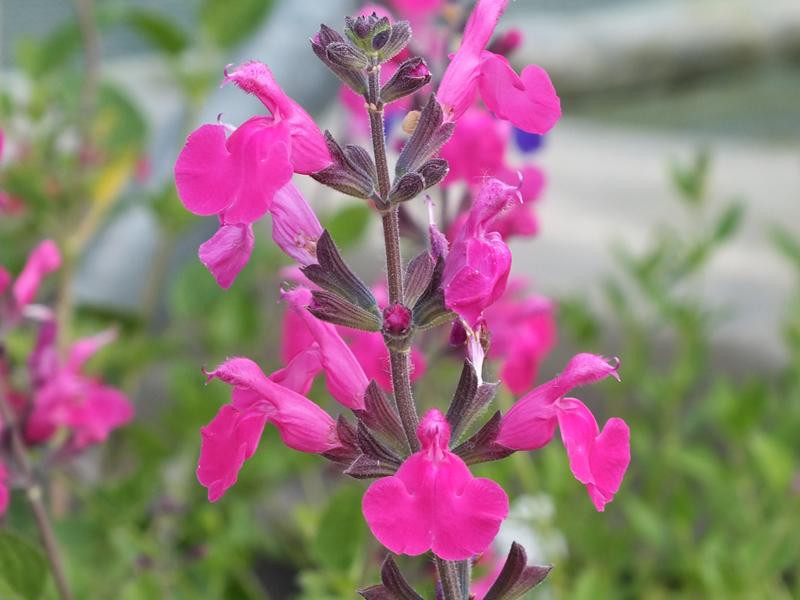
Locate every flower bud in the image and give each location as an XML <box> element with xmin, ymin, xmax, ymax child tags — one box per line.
<box><xmin>345</xmin><ymin>13</ymin><xmax>391</xmax><ymax>51</ymax></box>
<box><xmin>326</xmin><ymin>41</ymin><xmax>370</xmax><ymax>71</ymax></box>
<box><xmin>383</xmin><ymin>303</ymin><xmax>412</xmax><ymax>336</ymax></box>
<box><xmin>312</xmin><ymin>25</ymin><xmax>368</xmax><ymax>95</ymax></box>
<box><xmin>381</xmin><ymin>57</ymin><xmax>431</xmax><ymax>104</ymax></box>
<box><xmin>388</xmin><ymin>172</ymin><xmax>424</xmax><ymax>204</ymax></box>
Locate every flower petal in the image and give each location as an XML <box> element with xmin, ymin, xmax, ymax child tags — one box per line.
<box><xmin>283</xmin><ymin>287</ymin><xmax>368</xmax><ymax>409</ymax></box>
<box><xmin>478</xmin><ymin>53</ymin><xmax>561</xmax><ymax>134</ymax></box>
<box><xmin>174</xmin><ymin>124</ymin><xmax>236</xmax><ymax>216</ymax></box>
<box><xmin>12</xmin><ymin>240</ymin><xmax>61</xmax><ymax>308</ymax></box>
<box><xmin>557</xmin><ymin>398</ymin><xmax>630</xmax><ymax>511</ymax></box>
<box><xmin>198</xmin><ymin>224</ymin><xmax>255</xmax><ymax>289</ymax></box>
<box><xmin>269</xmin><ymin>183</ymin><xmax>323</xmax><ymax>266</ymax></box>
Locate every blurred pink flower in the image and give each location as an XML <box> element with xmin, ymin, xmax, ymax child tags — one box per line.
<box><xmin>25</xmin><ymin>328</ymin><xmax>133</xmax><ymax>451</ymax></box>
<box><xmin>439</xmin><ymin>107</ymin><xmax>509</xmax><ymax>187</ymax></box>
<box><xmin>362</xmin><ymin>409</ymin><xmax>508</xmax><ymax>560</ymax></box>
<box><xmin>484</xmin><ymin>278</ymin><xmax>556</xmax><ymax>394</ymax></box>
<box><xmin>437</xmin><ymin>0</ymin><xmax>561</xmax><ymax>133</ymax></box>
<box><xmin>497</xmin><ymin>353</ymin><xmax>630</xmax><ymax>511</ymax></box>
<box><xmin>0</xmin><ymin>459</ymin><xmax>7</xmax><ymax>516</ymax></box>
<box><xmin>387</xmin><ymin>0</ymin><xmax>443</xmax><ymax>19</ymax></box>
<box><xmin>10</xmin><ymin>240</ymin><xmax>61</xmax><ymax>309</ymax></box>
<box><xmin>442</xmin><ymin>177</ymin><xmax>519</xmax><ymax>327</ymax></box>
<box><xmin>199</xmin><ymin>354</ymin><xmax>339</xmax><ymax>502</ymax></box>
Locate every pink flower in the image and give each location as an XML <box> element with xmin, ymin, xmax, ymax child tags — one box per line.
<box><xmin>11</xmin><ymin>240</ymin><xmax>61</xmax><ymax>309</ymax></box>
<box><xmin>496</xmin><ymin>354</ymin><xmax>630</xmax><ymax>511</ymax></box>
<box><xmin>198</xmin><ymin>223</ymin><xmax>255</xmax><ymax>289</ymax></box>
<box><xmin>491</xmin><ymin>165</ymin><xmax>545</xmax><ymax>240</ymax></box>
<box><xmin>0</xmin><ymin>459</ymin><xmax>8</xmax><ymax>516</ymax></box>
<box><xmin>439</xmin><ymin>107</ymin><xmax>509</xmax><ymax>187</ymax></box>
<box><xmin>199</xmin><ymin>355</ymin><xmax>339</xmax><ymax>502</ymax></box>
<box><xmin>362</xmin><ymin>409</ymin><xmax>509</xmax><ymax>560</ymax></box>
<box><xmin>442</xmin><ymin>178</ymin><xmax>519</xmax><ymax>327</ymax></box>
<box><xmin>269</xmin><ymin>183</ymin><xmax>323</xmax><ymax>266</ymax></box>
<box><xmin>174</xmin><ymin>62</ymin><xmax>330</xmax><ymax>226</ymax></box>
<box><xmin>282</xmin><ymin>286</ymin><xmax>369</xmax><ymax>410</ymax></box>
<box><xmin>483</xmin><ymin>278</ymin><xmax>556</xmax><ymax>394</ymax></box>
<box><xmin>25</xmin><ymin>328</ymin><xmax>133</xmax><ymax>451</ymax></box>
<box><xmin>388</xmin><ymin>0</ymin><xmax>443</xmax><ymax>19</ymax></box>
<box><xmin>437</xmin><ymin>0</ymin><xmax>561</xmax><ymax>133</ymax></box>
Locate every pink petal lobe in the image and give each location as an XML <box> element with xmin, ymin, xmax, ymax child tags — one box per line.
<box><xmin>269</xmin><ymin>183</ymin><xmax>323</xmax><ymax>266</ymax></box>
<box><xmin>198</xmin><ymin>224</ymin><xmax>255</xmax><ymax>289</ymax></box>
<box><xmin>197</xmin><ymin>403</ymin><xmax>267</xmax><ymax>502</ymax></box>
<box><xmin>174</xmin><ymin>124</ymin><xmax>235</xmax><ymax>216</ymax></box>
<box><xmin>557</xmin><ymin>398</ymin><xmax>631</xmax><ymax>511</ymax></box>
<box><xmin>269</xmin><ymin>347</ymin><xmax>323</xmax><ymax>396</ymax></box>
<box><xmin>478</xmin><ymin>53</ymin><xmax>561</xmax><ymax>134</ymax></box>
<box><xmin>12</xmin><ymin>240</ymin><xmax>61</xmax><ymax>308</ymax></box>
<box><xmin>439</xmin><ymin>107</ymin><xmax>508</xmax><ymax>186</ymax></box>
<box><xmin>221</xmin><ymin>117</ymin><xmax>293</xmax><ymax>224</ymax></box>
<box><xmin>66</xmin><ymin>329</ymin><xmax>117</xmax><ymax>373</ymax></box>
<box><xmin>363</xmin><ymin>409</ymin><xmax>508</xmax><ymax>560</ymax></box>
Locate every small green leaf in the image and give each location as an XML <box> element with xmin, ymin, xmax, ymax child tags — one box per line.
<box><xmin>123</xmin><ymin>9</ymin><xmax>189</xmax><ymax>56</ymax></box>
<box><xmin>201</xmin><ymin>0</ymin><xmax>275</xmax><ymax>50</ymax></box>
<box><xmin>0</xmin><ymin>531</ymin><xmax>48</xmax><ymax>600</ymax></box>
<box><xmin>322</xmin><ymin>204</ymin><xmax>372</xmax><ymax>249</ymax></box>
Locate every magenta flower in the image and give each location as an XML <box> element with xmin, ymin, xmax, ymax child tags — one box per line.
<box><xmin>436</xmin><ymin>0</ymin><xmax>561</xmax><ymax>133</ymax></box>
<box><xmin>388</xmin><ymin>0</ymin><xmax>442</xmax><ymax>19</ymax></box>
<box><xmin>442</xmin><ymin>177</ymin><xmax>519</xmax><ymax>327</ymax></box>
<box><xmin>199</xmin><ymin>355</ymin><xmax>340</xmax><ymax>502</ymax></box>
<box><xmin>198</xmin><ymin>223</ymin><xmax>255</xmax><ymax>289</ymax></box>
<box><xmin>282</xmin><ymin>286</ymin><xmax>369</xmax><ymax>410</ymax></box>
<box><xmin>174</xmin><ymin>62</ymin><xmax>331</xmax><ymax>286</ymax></box>
<box><xmin>439</xmin><ymin>107</ymin><xmax>509</xmax><ymax>187</ymax></box>
<box><xmin>0</xmin><ymin>458</ymin><xmax>7</xmax><ymax>516</ymax></box>
<box><xmin>7</xmin><ymin>240</ymin><xmax>61</xmax><ymax>310</ymax></box>
<box><xmin>483</xmin><ymin>278</ymin><xmax>556</xmax><ymax>394</ymax></box>
<box><xmin>25</xmin><ymin>328</ymin><xmax>133</xmax><ymax>451</ymax></box>
<box><xmin>491</xmin><ymin>165</ymin><xmax>545</xmax><ymax>240</ymax></box>
<box><xmin>362</xmin><ymin>409</ymin><xmax>509</xmax><ymax>560</ymax></box>
<box><xmin>496</xmin><ymin>354</ymin><xmax>631</xmax><ymax>511</ymax></box>
<box><xmin>268</xmin><ymin>183</ymin><xmax>323</xmax><ymax>266</ymax></box>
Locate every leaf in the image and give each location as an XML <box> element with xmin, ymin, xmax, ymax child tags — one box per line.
<box><xmin>711</xmin><ymin>202</ymin><xmax>744</xmax><ymax>243</ymax></box>
<box><xmin>123</xmin><ymin>9</ymin><xmax>189</xmax><ymax>56</ymax></box>
<box><xmin>0</xmin><ymin>531</ymin><xmax>48</xmax><ymax>600</ymax></box>
<box><xmin>312</xmin><ymin>485</ymin><xmax>366</xmax><ymax>572</ymax></box>
<box><xmin>201</xmin><ymin>0</ymin><xmax>275</xmax><ymax>50</ymax></box>
<box><xmin>322</xmin><ymin>204</ymin><xmax>371</xmax><ymax>249</ymax></box>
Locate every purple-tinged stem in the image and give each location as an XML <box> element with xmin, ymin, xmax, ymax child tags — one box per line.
<box><xmin>367</xmin><ymin>65</ymin><xmax>421</xmax><ymax>453</ymax></box>
<box><xmin>0</xmin><ymin>389</ymin><xmax>74</xmax><ymax>600</ymax></box>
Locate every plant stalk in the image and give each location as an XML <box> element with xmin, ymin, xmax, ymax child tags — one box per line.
<box><xmin>0</xmin><ymin>390</ymin><xmax>74</xmax><ymax>600</ymax></box>
<box><xmin>366</xmin><ymin>65</ymin><xmax>465</xmax><ymax>598</ymax></box>
<box><xmin>367</xmin><ymin>65</ymin><xmax>421</xmax><ymax>452</ymax></box>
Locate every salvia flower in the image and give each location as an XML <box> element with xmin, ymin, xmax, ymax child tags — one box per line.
<box><xmin>282</xmin><ymin>286</ymin><xmax>369</xmax><ymax>410</ymax></box>
<box><xmin>199</xmin><ymin>355</ymin><xmax>340</xmax><ymax>502</ymax></box>
<box><xmin>175</xmin><ymin>62</ymin><xmax>331</xmax><ymax>287</ymax></box>
<box><xmin>436</xmin><ymin>0</ymin><xmax>561</xmax><ymax>134</ymax></box>
<box><xmin>442</xmin><ymin>177</ymin><xmax>519</xmax><ymax>327</ymax></box>
<box><xmin>7</xmin><ymin>239</ymin><xmax>61</xmax><ymax>310</ymax></box>
<box><xmin>268</xmin><ymin>183</ymin><xmax>324</xmax><ymax>266</ymax></box>
<box><xmin>363</xmin><ymin>409</ymin><xmax>509</xmax><ymax>560</ymax></box>
<box><xmin>496</xmin><ymin>354</ymin><xmax>631</xmax><ymax>511</ymax></box>
<box><xmin>25</xmin><ymin>328</ymin><xmax>133</xmax><ymax>451</ymax></box>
